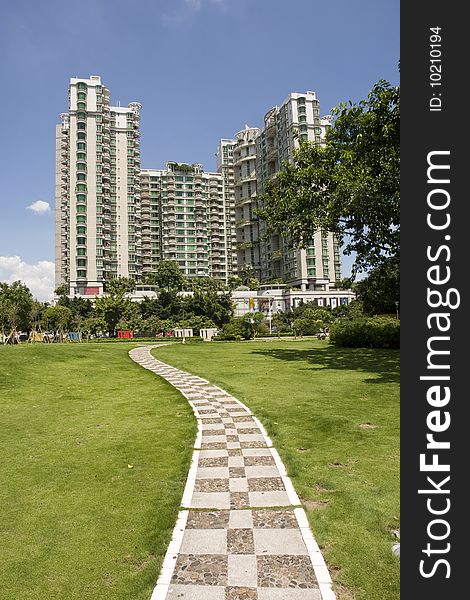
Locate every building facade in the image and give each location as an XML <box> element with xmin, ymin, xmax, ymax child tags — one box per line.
<box><xmin>232</xmin><ymin>126</ymin><xmax>261</xmax><ymax>279</ymax></box>
<box><xmin>251</xmin><ymin>91</ymin><xmax>341</xmax><ymax>290</ymax></box>
<box><xmin>55</xmin><ymin>76</ymin><xmax>142</xmax><ymax>296</ymax></box>
<box><xmin>140</xmin><ymin>162</ymin><xmax>235</xmax><ymax>281</ymax></box>
<box><xmin>216</xmin><ymin>139</ymin><xmax>237</xmax><ymax>276</ymax></box>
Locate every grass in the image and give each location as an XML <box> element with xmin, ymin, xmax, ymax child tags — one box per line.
<box><xmin>0</xmin><ymin>342</ymin><xmax>196</xmax><ymax>600</ymax></box>
<box><xmin>153</xmin><ymin>339</ymin><xmax>400</xmax><ymax>600</ymax></box>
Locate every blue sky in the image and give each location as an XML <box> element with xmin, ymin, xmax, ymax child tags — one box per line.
<box><xmin>0</xmin><ymin>0</ymin><xmax>399</xmax><ymax>300</ymax></box>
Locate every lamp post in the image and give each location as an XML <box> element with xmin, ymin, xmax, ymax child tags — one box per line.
<box><xmin>395</xmin><ymin>301</ymin><xmax>399</xmax><ymax>320</ymax></box>
<box><xmin>268</xmin><ymin>297</ymin><xmax>272</xmax><ymax>334</ymax></box>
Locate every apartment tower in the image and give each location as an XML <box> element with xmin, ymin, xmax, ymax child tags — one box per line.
<box><xmin>250</xmin><ymin>91</ymin><xmax>341</xmax><ymax>289</ymax></box>
<box><xmin>55</xmin><ymin>76</ymin><xmax>142</xmax><ymax>296</ymax></box>
<box><xmin>140</xmin><ymin>162</ymin><xmax>235</xmax><ymax>281</ymax></box>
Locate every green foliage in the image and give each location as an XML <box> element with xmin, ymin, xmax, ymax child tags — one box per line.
<box><xmin>238</xmin><ymin>265</ymin><xmax>259</xmax><ymax>290</ymax></box>
<box><xmin>0</xmin><ymin>280</ymin><xmax>34</xmax><ymax>335</ymax></box>
<box><xmin>177</xmin><ymin>314</ymin><xmax>216</xmax><ymax>334</ymax></box>
<box><xmin>330</xmin><ymin>316</ymin><xmax>400</xmax><ymax>348</ymax></box>
<box><xmin>142</xmin><ymin>261</ymin><xmax>184</xmax><ymax>291</ymax></box>
<box><xmin>228</xmin><ymin>275</ymin><xmax>243</xmax><ymax>290</ymax></box>
<box><xmin>42</xmin><ymin>305</ymin><xmax>73</xmax><ymax>332</ymax></box>
<box><xmin>104</xmin><ymin>276</ymin><xmax>136</xmax><ymax>297</ymax></box>
<box><xmin>81</xmin><ymin>316</ymin><xmax>107</xmax><ymax>337</ymax></box>
<box><xmin>260</xmin><ymin>79</ymin><xmax>400</xmax><ymax>275</ymax></box>
<box><xmin>94</xmin><ymin>296</ymin><xmax>139</xmax><ymax>337</ymax></box>
<box><xmin>216</xmin><ymin>312</ymin><xmax>265</xmax><ymax>340</ymax></box>
<box><xmin>354</xmin><ymin>257</ymin><xmax>400</xmax><ymax>315</ymax></box>
<box><xmin>54</xmin><ymin>282</ymin><xmax>69</xmax><ymax>297</ymax></box>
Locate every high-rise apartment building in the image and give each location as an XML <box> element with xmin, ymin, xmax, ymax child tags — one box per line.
<box><xmin>216</xmin><ymin>140</ymin><xmax>237</xmax><ymax>276</ymax></box>
<box><xmin>232</xmin><ymin>126</ymin><xmax>261</xmax><ymax>278</ymax></box>
<box><xmin>140</xmin><ymin>162</ymin><xmax>235</xmax><ymax>281</ymax></box>
<box><xmin>231</xmin><ymin>92</ymin><xmax>341</xmax><ymax>290</ymax></box>
<box><xmin>55</xmin><ymin>75</ymin><xmax>142</xmax><ymax>296</ymax></box>
<box><xmin>56</xmin><ymin>76</ymin><xmax>341</xmax><ymax>297</ymax></box>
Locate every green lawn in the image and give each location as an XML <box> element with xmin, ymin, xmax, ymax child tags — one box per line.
<box><xmin>153</xmin><ymin>339</ymin><xmax>400</xmax><ymax>600</ymax></box>
<box><xmin>0</xmin><ymin>342</ymin><xmax>196</xmax><ymax>600</ymax></box>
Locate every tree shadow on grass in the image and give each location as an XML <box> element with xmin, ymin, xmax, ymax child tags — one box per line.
<box><xmin>251</xmin><ymin>345</ymin><xmax>400</xmax><ymax>384</ymax></box>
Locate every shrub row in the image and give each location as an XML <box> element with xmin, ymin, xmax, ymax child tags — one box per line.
<box><xmin>329</xmin><ymin>316</ymin><xmax>400</xmax><ymax>349</ymax></box>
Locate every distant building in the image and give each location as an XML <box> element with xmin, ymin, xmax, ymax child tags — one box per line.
<box><xmin>253</xmin><ymin>92</ymin><xmax>340</xmax><ymax>290</ymax></box>
<box><xmin>140</xmin><ymin>162</ymin><xmax>235</xmax><ymax>281</ymax></box>
<box><xmin>55</xmin><ymin>75</ymin><xmax>142</xmax><ymax>296</ymax></box>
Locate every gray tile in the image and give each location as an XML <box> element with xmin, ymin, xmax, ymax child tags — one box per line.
<box><xmin>189</xmin><ymin>492</ymin><xmax>231</xmax><ymax>509</ymax></box>
<box><xmin>249</xmin><ymin>491</ymin><xmax>292</xmax><ymax>507</ymax></box>
<box><xmin>197</xmin><ymin>467</ymin><xmax>230</xmax><ymax>479</ymax></box>
<box><xmin>228</xmin><ymin>456</ymin><xmax>245</xmax><ymax>468</ymax></box>
<box><xmin>244</xmin><ymin>466</ymin><xmax>281</xmax><ymax>478</ymax></box>
<box><xmin>253</xmin><ymin>529</ymin><xmax>308</xmax><ymax>555</ymax></box>
<box><xmin>200</xmin><ymin>450</ymin><xmax>229</xmax><ymax>458</ymax></box>
<box><xmin>229</xmin><ymin>478</ymin><xmax>249</xmax><ymax>492</ymax></box>
<box><xmin>229</xmin><ymin>510</ymin><xmax>254</xmax><ymax>529</ymax></box>
<box><xmin>242</xmin><ymin>448</ymin><xmax>272</xmax><ymax>457</ymax></box>
<box><xmin>227</xmin><ymin>554</ymin><xmax>258</xmax><ymax>587</ymax></box>
<box><xmin>180</xmin><ymin>528</ymin><xmax>227</xmax><ymax>554</ymax></box>
<box><xmin>238</xmin><ymin>434</ymin><xmax>266</xmax><ymax>443</ymax></box>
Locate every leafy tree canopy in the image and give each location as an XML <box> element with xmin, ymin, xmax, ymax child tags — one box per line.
<box><xmin>104</xmin><ymin>276</ymin><xmax>136</xmax><ymax>297</ymax></box>
<box><xmin>142</xmin><ymin>261</ymin><xmax>184</xmax><ymax>291</ymax></box>
<box><xmin>0</xmin><ymin>280</ymin><xmax>33</xmax><ymax>334</ymax></box>
<box><xmin>260</xmin><ymin>79</ymin><xmax>399</xmax><ymax>277</ymax></box>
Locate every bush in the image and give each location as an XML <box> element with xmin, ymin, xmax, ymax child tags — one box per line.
<box><xmin>329</xmin><ymin>316</ymin><xmax>400</xmax><ymax>349</ymax></box>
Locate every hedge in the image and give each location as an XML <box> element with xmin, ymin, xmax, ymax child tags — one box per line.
<box><xmin>329</xmin><ymin>316</ymin><xmax>400</xmax><ymax>349</ymax></box>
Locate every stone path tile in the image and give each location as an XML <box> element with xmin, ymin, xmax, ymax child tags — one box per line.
<box><xmin>129</xmin><ymin>346</ymin><xmax>335</xmax><ymax>600</ymax></box>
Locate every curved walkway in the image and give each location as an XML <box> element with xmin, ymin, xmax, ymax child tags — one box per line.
<box><xmin>129</xmin><ymin>345</ymin><xmax>336</xmax><ymax>600</ymax></box>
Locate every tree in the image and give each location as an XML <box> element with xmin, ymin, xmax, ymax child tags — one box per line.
<box><xmin>104</xmin><ymin>276</ymin><xmax>136</xmax><ymax>297</ymax></box>
<box><xmin>353</xmin><ymin>256</ymin><xmax>400</xmax><ymax>316</ymax></box>
<box><xmin>238</xmin><ymin>265</ymin><xmax>259</xmax><ymax>290</ymax></box>
<box><xmin>54</xmin><ymin>282</ymin><xmax>69</xmax><ymax>297</ymax></box>
<box><xmin>260</xmin><ymin>79</ymin><xmax>399</xmax><ymax>277</ymax></box>
<box><xmin>94</xmin><ymin>295</ymin><xmax>137</xmax><ymax>337</ymax></box>
<box><xmin>42</xmin><ymin>305</ymin><xmax>73</xmax><ymax>336</ymax></box>
<box><xmin>81</xmin><ymin>316</ymin><xmax>107</xmax><ymax>339</ymax></box>
<box><xmin>228</xmin><ymin>275</ymin><xmax>243</xmax><ymax>290</ymax></box>
<box><xmin>0</xmin><ymin>281</ymin><xmax>33</xmax><ymax>341</ymax></box>
<box><xmin>142</xmin><ymin>261</ymin><xmax>184</xmax><ymax>291</ymax></box>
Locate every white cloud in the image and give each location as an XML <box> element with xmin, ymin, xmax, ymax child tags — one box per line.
<box><xmin>0</xmin><ymin>256</ymin><xmax>55</xmax><ymax>302</ymax></box>
<box><xmin>27</xmin><ymin>200</ymin><xmax>51</xmax><ymax>214</ymax></box>
<box><xmin>185</xmin><ymin>0</ymin><xmax>225</xmax><ymax>8</ymax></box>
<box><xmin>162</xmin><ymin>0</ymin><xmax>226</xmax><ymax>25</ymax></box>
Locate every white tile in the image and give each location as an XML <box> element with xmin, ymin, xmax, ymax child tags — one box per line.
<box><xmin>229</xmin><ymin>510</ymin><xmax>253</xmax><ymax>529</ymax></box>
<box><xmin>179</xmin><ymin>529</ymin><xmax>227</xmax><ymax>554</ymax></box>
<box><xmin>227</xmin><ymin>554</ymin><xmax>257</xmax><ymax>587</ymax></box>
<box><xmin>229</xmin><ymin>478</ymin><xmax>249</xmax><ymax>492</ymax></box>
<box><xmin>253</xmin><ymin>529</ymin><xmax>308</xmax><ymax>555</ymax></box>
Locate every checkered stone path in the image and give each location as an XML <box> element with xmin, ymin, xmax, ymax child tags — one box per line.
<box><xmin>129</xmin><ymin>346</ymin><xmax>336</xmax><ymax>600</ymax></box>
